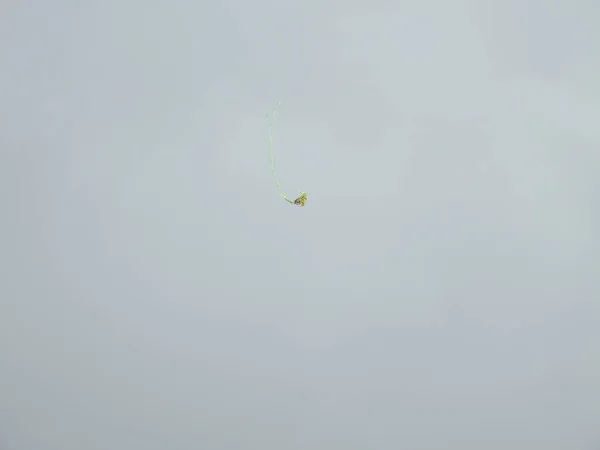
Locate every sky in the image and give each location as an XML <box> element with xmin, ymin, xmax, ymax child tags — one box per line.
<box><xmin>1</xmin><ymin>0</ymin><xmax>599</xmax><ymax>449</ymax></box>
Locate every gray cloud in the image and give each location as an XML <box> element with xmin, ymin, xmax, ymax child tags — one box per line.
<box><xmin>1</xmin><ymin>0</ymin><xmax>599</xmax><ymax>449</ymax></box>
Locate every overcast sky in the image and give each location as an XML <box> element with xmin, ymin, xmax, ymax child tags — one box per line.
<box><xmin>1</xmin><ymin>0</ymin><xmax>599</xmax><ymax>449</ymax></box>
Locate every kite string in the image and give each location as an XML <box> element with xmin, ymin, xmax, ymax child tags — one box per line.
<box><xmin>266</xmin><ymin>102</ymin><xmax>293</xmax><ymax>203</ymax></box>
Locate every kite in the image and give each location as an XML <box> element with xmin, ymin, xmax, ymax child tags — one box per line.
<box><xmin>266</xmin><ymin>102</ymin><xmax>307</xmax><ymax>207</ymax></box>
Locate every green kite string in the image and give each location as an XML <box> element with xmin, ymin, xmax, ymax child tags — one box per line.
<box><xmin>266</xmin><ymin>102</ymin><xmax>306</xmax><ymax>206</ymax></box>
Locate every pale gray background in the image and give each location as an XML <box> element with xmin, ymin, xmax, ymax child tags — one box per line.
<box><xmin>1</xmin><ymin>0</ymin><xmax>599</xmax><ymax>449</ymax></box>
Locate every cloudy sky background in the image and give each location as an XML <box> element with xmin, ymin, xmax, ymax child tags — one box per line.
<box><xmin>1</xmin><ymin>0</ymin><xmax>599</xmax><ymax>449</ymax></box>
